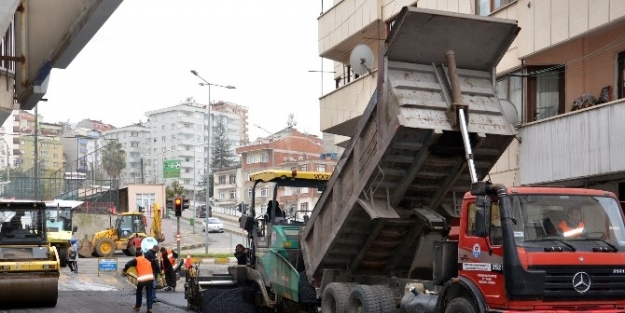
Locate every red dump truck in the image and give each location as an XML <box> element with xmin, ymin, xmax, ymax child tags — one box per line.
<box><xmin>187</xmin><ymin>7</ymin><xmax>625</xmax><ymax>313</ymax></box>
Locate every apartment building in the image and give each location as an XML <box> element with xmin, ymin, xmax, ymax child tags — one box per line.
<box><xmin>20</xmin><ymin>129</ymin><xmax>63</xmax><ymax>174</ymax></box>
<box><xmin>211</xmin><ymin>101</ymin><xmax>250</xmax><ymax>146</ymax></box>
<box><xmin>145</xmin><ymin>101</ymin><xmax>247</xmax><ymax>192</ymax></box>
<box><xmin>236</xmin><ymin>127</ymin><xmax>336</xmax><ymax>216</ymax></box>
<box><xmin>318</xmin><ymin>0</ymin><xmax>625</xmax><ymax>200</ymax></box>
<box><xmin>102</xmin><ymin>123</ymin><xmax>151</xmax><ymax>186</ymax></box>
<box><xmin>212</xmin><ymin>164</ymin><xmax>243</xmax><ymax>210</ymax></box>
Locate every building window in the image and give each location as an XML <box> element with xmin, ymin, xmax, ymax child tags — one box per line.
<box><xmin>218</xmin><ymin>175</ymin><xmax>226</xmax><ymax>184</ymax></box>
<box><xmin>260</xmin><ymin>154</ymin><xmax>268</xmax><ymax>162</ymax></box>
<box><xmin>229</xmin><ymin>190</ymin><xmax>236</xmax><ymax>199</ymax></box>
<box><xmin>301</xmin><ymin>187</ymin><xmax>309</xmax><ymax>194</ymax></box>
<box><xmin>496</xmin><ymin>71</ymin><xmax>523</xmax><ymax>124</ymax></box>
<box><xmin>476</xmin><ymin>0</ymin><xmax>516</xmax><ymax>16</ymax></box>
<box><xmin>300</xmin><ymin>202</ymin><xmax>309</xmax><ymax>212</ymax></box>
<box><xmin>247</xmin><ymin>156</ymin><xmax>255</xmax><ymax>164</ymax></box>
<box><xmin>618</xmin><ymin>51</ymin><xmax>625</xmax><ymax>100</ymax></box>
<box><xmin>527</xmin><ymin>66</ymin><xmax>564</xmax><ymax>121</ymax></box>
<box><xmin>184</xmin><ymin>179</ymin><xmax>190</xmax><ymax>184</ymax></box>
<box><xmin>260</xmin><ymin>187</ymin><xmax>269</xmax><ymax>197</ymax></box>
<box><xmin>161</xmin><ymin>136</ymin><xmax>166</xmax><ymax>142</ymax></box>
<box><xmin>219</xmin><ymin>192</ymin><xmax>225</xmax><ymax>199</ymax></box>
<box><xmin>136</xmin><ymin>193</ymin><xmax>156</xmax><ymax>214</ymax></box>
<box><xmin>300</xmin><ymin>164</ymin><xmax>308</xmax><ymax>171</ymax></box>
<box><xmin>248</xmin><ymin>188</ymin><xmax>252</xmax><ymax>199</ymax></box>
<box><xmin>229</xmin><ymin>174</ymin><xmax>236</xmax><ymax>184</ymax></box>
<box><xmin>317</xmin><ymin>164</ymin><xmax>326</xmax><ymax>172</ymax></box>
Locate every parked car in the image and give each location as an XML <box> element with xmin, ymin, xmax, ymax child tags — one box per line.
<box><xmin>202</xmin><ymin>217</ymin><xmax>224</xmax><ymax>233</ymax></box>
<box><xmin>196</xmin><ymin>205</ymin><xmax>207</xmax><ymax>218</ymax></box>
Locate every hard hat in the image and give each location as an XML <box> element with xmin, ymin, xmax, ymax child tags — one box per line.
<box><xmin>70</xmin><ymin>238</ymin><xmax>77</xmax><ymax>244</ymax></box>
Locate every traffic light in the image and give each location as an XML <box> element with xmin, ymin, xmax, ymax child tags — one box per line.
<box><xmin>174</xmin><ymin>197</ymin><xmax>183</xmax><ymax>217</ymax></box>
<box><xmin>183</xmin><ymin>198</ymin><xmax>190</xmax><ymax>210</ymax></box>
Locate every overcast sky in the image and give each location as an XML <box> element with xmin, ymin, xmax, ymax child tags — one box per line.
<box><xmin>38</xmin><ymin>0</ymin><xmax>335</xmax><ymax>141</ymax></box>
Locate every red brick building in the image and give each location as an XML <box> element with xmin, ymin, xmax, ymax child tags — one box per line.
<box><xmin>236</xmin><ymin>127</ymin><xmax>337</xmax><ymax>217</ymax></box>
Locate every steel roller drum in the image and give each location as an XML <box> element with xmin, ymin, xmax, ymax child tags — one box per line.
<box><xmin>0</xmin><ymin>274</ymin><xmax>58</xmax><ymax>307</ymax></box>
<box><xmin>140</xmin><ymin>237</ymin><xmax>159</xmax><ymax>253</ymax></box>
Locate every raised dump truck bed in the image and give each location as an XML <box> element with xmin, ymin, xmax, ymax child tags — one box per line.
<box><xmin>301</xmin><ymin>7</ymin><xmax>520</xmax><ymax>283</ymax></box>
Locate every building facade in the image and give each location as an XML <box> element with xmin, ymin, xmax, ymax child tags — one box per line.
<box><xmin>236</xmin><ymin>127</ymin><xmax>336</xmax><ymax>216</ymax></box>
<box><xmin>145</xmin><ymin>101</ymin><xmax>248</xmax><ymax>193</ymax></box>
<box><xmin>317</xmin><ymin>0</ymin><xmax>625</xmax><ymax>201</ymax></box>
<box><xmin>212</xmin><ymin>164</ymin><xmax>243</xmax><ymax>210</ymax></box>
<box><xmin>102</xmin><ymin>123</ymin><xmax>151</xmax><ymax>186</ymax></box>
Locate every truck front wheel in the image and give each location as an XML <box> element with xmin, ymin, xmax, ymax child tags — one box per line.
<box><xmin>445</xmin><ymin>297</ymin><xmax>477</xmax><ymax>313</ymax></box>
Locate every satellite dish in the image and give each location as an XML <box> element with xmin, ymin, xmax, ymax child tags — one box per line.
<box><xmin>350</xmin><ymin>44</ymin><xmax>374</xmax><ymax>76</ymax></box>
<box><xmin>499</xmin><ymin>99</ymin><xmax>519</xmax><ymax>126</ymax></box>
<box><xmin>287</xmin><ymin>113</ymin><xmax>297</xmax><ymax>128</ymax></box>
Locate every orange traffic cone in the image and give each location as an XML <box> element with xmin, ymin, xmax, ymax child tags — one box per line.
<box><xmin>184</xmin><ymin>255</ymin><xmax>192</xmax><ymax>270</ymax></box>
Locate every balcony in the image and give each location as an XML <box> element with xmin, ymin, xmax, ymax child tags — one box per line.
<box><xmin>319</xmin><ymin>70</ymin><xmax>377</xmax><ymax>137</ymax></box>
<box><xmin>318</xmin><ymin>0</ymin><xmax>382</xmax><ymax>61</ymax></box>
<box><xmin>517</xmin><ymin>98</ymin><xmax>625</xmax><ymax>186</ymax></box>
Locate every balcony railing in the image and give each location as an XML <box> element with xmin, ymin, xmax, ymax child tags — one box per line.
<box><xmin>319</xmin><ymin>70</ymin><xmax>377</xmax><ymax>136</ymax></box>
<box><xmin>518</xmin><ymin>98</ymin><xmax>625</xmax><ymax>185</ymax></box>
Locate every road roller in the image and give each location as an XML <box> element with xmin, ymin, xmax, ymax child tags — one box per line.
<box><xmin>0</xmin><ymin>200</ymin><xmax>60</xmax><ymax>308</ymax></box>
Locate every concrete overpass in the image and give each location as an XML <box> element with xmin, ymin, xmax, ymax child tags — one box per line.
<box><xmin>0</xmin><ymin>0</ymin><xmax>122</xmax><ymax>124</ymax></box>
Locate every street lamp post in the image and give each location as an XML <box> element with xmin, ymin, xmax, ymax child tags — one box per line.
<box><xmin>190</xmin><ymin>70</ymin><xmax>235</xmax><ymax>254</ymax></box>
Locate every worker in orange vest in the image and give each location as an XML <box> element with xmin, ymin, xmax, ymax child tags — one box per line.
<box><xmin>123</xmin><ymin>249</ymin><xmax>157</xmax><ymax>313</ymax></box>
<box><xmin>159</xmin><ymin>247</ymin><xmax>178</xmax><ymax>291</ymax></box>
<box><xmin>558</xmin><ymin>207</ymin><xmax>585</xmax><ymax>238</ymax></box>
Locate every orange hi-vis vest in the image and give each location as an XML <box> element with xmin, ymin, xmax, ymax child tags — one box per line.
<box><xmin>135</xmin><ymin>256</ymin><xmax>155</xmax><ymax>282</ymax></box>
<box><xmin>558</xmin><ymin>220</ymin><xmax>585</xmax><ymax>237</ymax></box>
<box><xmin>167</xmin><ymin>249</ymin><xmax>176</xmax><ymax>266</ymax></box>
<box><xmin>161</xmin><ymin>249</ymin><xmax>176</xmax><ymax>269</ymax></box>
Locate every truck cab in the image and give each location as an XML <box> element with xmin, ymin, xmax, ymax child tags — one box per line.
<box><xmin>455</xmin><ymin>184</ymin><xmax>625</xmax><ymax>311</ymax></box>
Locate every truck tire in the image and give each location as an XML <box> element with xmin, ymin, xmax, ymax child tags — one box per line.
<box><xmin>94</xmin><ymin>238</ymin><xmax>116</xmax><ymax>257</ymax></box>
<box><xmin>321</xmin><ymin>282</ymin><xmax>351</xmax><ymax>313</ymax></box>
<box><xmin>347</xmin><ymin>285</ymin><xmax>381</xmax><ymax>313</ymax></box>
<box><xmin>445</xmin><ymin>297</ymin><xmax>477</xmax><ymax>313</ymax></box>
<box><xmin>372</xmin><ymin>285</ymin><xmax>396</xmax><ymax>313</ymax></box>
<box><xmin>58</xmin><ymin>247</ymin><xmax>68</xmax><ymax>267</ymax></box>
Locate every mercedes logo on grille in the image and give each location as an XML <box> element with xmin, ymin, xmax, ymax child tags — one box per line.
<box><xmin>572</xmin><ymin>272</ymin><xmax>591</xmax><ymax>293</ymax></box>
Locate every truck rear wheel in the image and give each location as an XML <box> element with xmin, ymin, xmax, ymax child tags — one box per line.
<box><xmin>347</xmin><ymin>285</ymin><xmax>380</xmax><ymax>313</ymax></box>
<box><xmin>445</xmin><ymin>297</ymin><xmax>477</xmax><ymax>313</ymax></box>
<box><xmin>321</xmin><ymin>282</ymin><xmax>350</xmax><ymax>313</ymax></box>
<box><xmin>371</xmin><ymin>285</ymin><xmax>396</xmax><ymax>313</ymax></box>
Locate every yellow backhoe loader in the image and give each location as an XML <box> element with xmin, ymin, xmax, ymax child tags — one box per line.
<box><xmin>79</xmin><ymin>203</ymin><xmax>165</xmax><ymax>258</ymax></box>
<box><xmin>0</xmin><ymin>200</ymin><xmax>60</xmax><ymax>308</ymax></box>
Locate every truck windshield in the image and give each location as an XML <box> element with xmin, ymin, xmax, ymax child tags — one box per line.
<box><xmin>507</xmin><ymin>194</ymin><xmax>625</xmax><ymax>246</ymax></box>
<box><xmin>45</xmin><ymin>207</ymin><xmax>72</xmax><ymax>232</ymax></box>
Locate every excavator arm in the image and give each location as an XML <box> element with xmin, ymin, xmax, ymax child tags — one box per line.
<box><xmin>151</xmin><ymin>203</ymin><xmax>165</xmax><ymax>242</ymax></box>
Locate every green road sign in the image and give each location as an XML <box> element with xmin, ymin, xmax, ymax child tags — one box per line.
<box><xmin>163</xmin><ymin>159</ymin><xmax>181</xmax><ymax>178</ymax></box>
